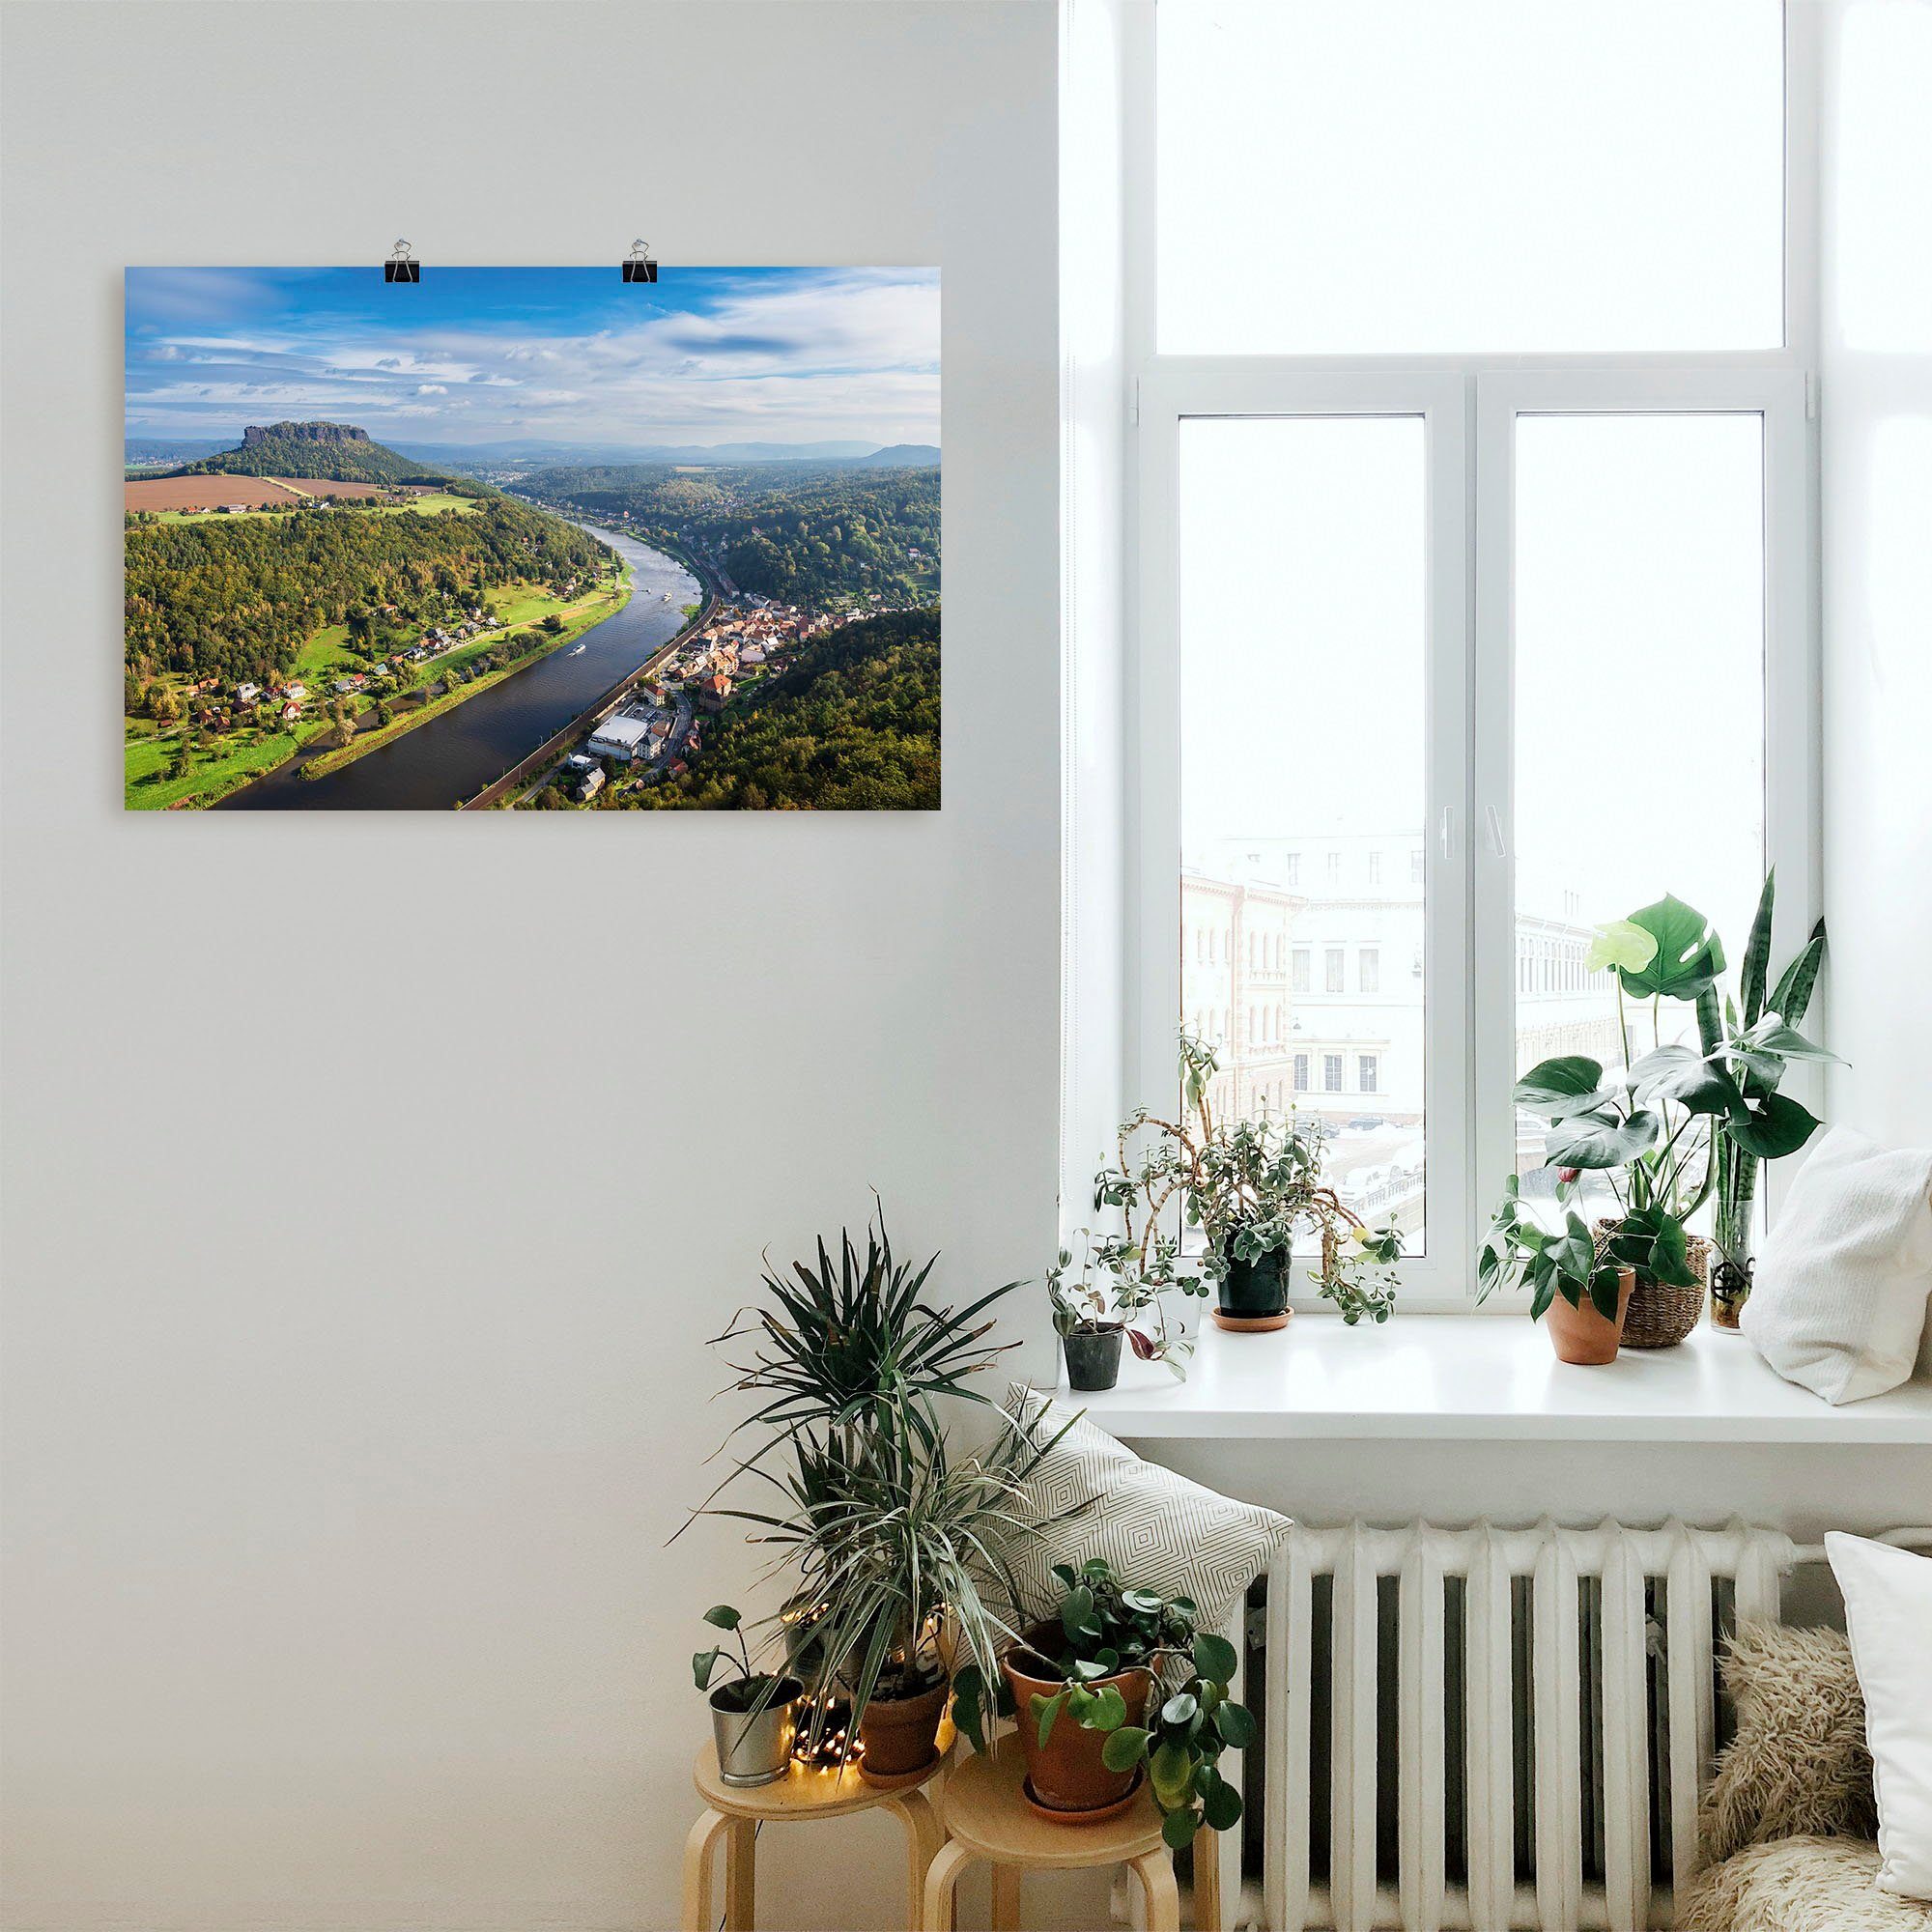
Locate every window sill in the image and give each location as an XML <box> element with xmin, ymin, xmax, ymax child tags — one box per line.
<box><xmin>1064</xmin><ymin>1315</ymin><xmax>1932</xmax><ymax>1445</ymax></box>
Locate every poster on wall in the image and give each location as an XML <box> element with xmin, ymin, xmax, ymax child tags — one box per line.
<box><xmin>123</xmin><ymin>267</ymin><xmax>941</xmax><ymax>810</ymax></box>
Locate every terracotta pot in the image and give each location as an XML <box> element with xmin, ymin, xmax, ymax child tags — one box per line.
<box><xmin>856</xmin><ymin>1678</ymin><xmax>948</xmax><ymax>1783</ymax></box>
<box><xmin>1000</xmin><ymin>1624</ymin><xmax>1153</xmax><ymax>1815</ymax></box>
<box><xmin>1543</xmin><ymin>1266</ymin><xmax>1635</xmax><ymax>1365</ymax></box>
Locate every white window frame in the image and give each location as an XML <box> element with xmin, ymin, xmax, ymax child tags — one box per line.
<box><xmin>1470</xmin><ymin>365</ymin><xmax>1816</xmax><ymax>1243</ymax></box>
<box><xmin>1120</xmin><ymin>2</ymin><xmax>1819</xmax><ymax>1310</ymax></box>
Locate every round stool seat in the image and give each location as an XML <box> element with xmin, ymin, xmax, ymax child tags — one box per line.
<box><xmin>694</xmin><ymin>1742</ymin><xmax>943</xmax><ymax>1819</ymax></box>
<box><xmin>684</xmin><ymin>1743</ymin><xmax>944</xmax><ymax>1930</ymax></box>
<box><xmin>939</xmin><ymin>1740</ymin><xmax>1167</xmax><ymax>1869</ymax></box>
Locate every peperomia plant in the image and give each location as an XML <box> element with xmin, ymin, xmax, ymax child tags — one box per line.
<box><xmin>1083</xmin><ymin>1033</ymin><xmax>1404</xmax><ymax>1355</ymax></box>
<box><xmin>955</xmin><ymin>1559</ymin><xmax>1254</xmax><ymax>1849</ymax></box>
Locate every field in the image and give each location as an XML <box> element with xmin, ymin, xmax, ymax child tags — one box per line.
<box><xmin>270</xmin><ymin>477</ymin><xmax>390</xmax><ymax>500</ymax></box>
<box><xmin>125</xmin><ymin>474</ymin><xmax>306</xmax><ymax>513</ymax></box>
<box><xmin>126</xmin><ymin>477</ymin><xmax>479</xmax><ymax>524</ymax></box>
<box><xmin>124</xmin><ymin>714</ymin><xmax>313</xmax><ymax>810</ymax></box>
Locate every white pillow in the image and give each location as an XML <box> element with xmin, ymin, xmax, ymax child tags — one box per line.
<box><xmin>995</xmin><ymin>1384</ymin><xmax>1291</xmax><ymax>1638</ymax></box>
<box><xmin>1826</xmin><ymin>1532</ymin><xmax>1932</xmax><ymax>1899</ymax></box>
<box><xmin>1741</xmin><ymin>1125</ymin><xmax>1932</xmax><ymax>1405</ymax></box>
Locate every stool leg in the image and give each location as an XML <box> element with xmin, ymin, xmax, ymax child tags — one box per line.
<box><xmin>921</xmin><ymin>1838</ymin><xmax>976</xmax><ymax>1932</ymax></box>
<box><xmin>724</xmin><ymin>1816</ymin><xmax>755</xmax><ymax>1932</ymax></box>
<box><xmin>884</xmin><ymin>1789</ymin><xmax>943</xmax><ymax>1932</ymax></box>
<box><xmin>1192</xmin><ymin>1826</ymin><xmax>1222</xmax><ymax>1932</ymax></box>
<box><xmin>681</xmin><ymin>1807</ymin><xmax>731</xmax><ymax>1932</ymax></box>
<box><xmin>990</xmin><ymin>1863</ymin><xmax>1021</xmax><ymax>1930</ymax></box>
<box><xmin>1130</xmin><ymin>1851</ymin><xmax>1181</xmax><ymax>1932</ymax></box>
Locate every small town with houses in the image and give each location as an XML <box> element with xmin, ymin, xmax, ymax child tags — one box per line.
<box><xmin>324</xmin><ymin>608</ymin><xmax>505</xmax><ymax>703</ymax></box>
<box><xmin>517</xmin><ymin>589</ymin><xmax>869</xmax><ymax>807</ymax></box>
<box><xmin>177</xmin><ymin>606</ymin><xmax>513</xmax><ymax>737</ymax></box>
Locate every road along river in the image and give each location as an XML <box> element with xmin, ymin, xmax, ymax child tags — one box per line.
<box><xmin>220</xmin><ymin>524</ymin><xmax>699</xmax><ymax>810</ymax></box>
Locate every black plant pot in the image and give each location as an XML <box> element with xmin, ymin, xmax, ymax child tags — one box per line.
<box><xmin>1062</xmin><ymin>1325</ymin><xmax>1124</xmax><ymax>1392</ymax></box>
<box><xmin>1217</xmin><ymin>1244</ymin><xmax>1291</xmax><ymax>1322</ymax></box>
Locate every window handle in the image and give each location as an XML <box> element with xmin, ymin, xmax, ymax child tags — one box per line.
<box><xmin>1484</xmin><ymin>804</ymin><xmax>1509</xmax><ymax>858</ymax></box>
<box><xmin>1438</xmin><ymin>805</ymin><xmax>1456</xmax><ymax>859</ymax></box>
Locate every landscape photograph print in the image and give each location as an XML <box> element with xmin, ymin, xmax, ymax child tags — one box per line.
<box><xmin>123</xmin><ymin>266</ymin><xmax>941</xmax><ymax>810</ymax></box>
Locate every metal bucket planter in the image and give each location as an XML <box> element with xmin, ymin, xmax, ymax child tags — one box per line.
<box><xmin>710</xmin><ymin>1674</ymin><xmax>804</xmax><ymax>1786</ymax></box>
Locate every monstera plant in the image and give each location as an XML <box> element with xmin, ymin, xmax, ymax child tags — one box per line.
<box><xmin>1510</xmin><ymin>887</ymin><xmax>1834</xmax><ymax>1320</ymax></box>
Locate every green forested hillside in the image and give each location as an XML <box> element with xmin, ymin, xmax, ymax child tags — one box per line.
<box><xmin>633</xmin><ymin>608</ymin><xmax>939</xmax><ymax>811</ymax></box>
<box><xmin>177</xmin><ymin>422</ymin><xmax>455</xmax><ymax>486</ymax></box>
<box><xmin>519</xmin><ymin>463</ymin><xmax>939</xmax><ymax>607</ymax></box>
<box><xmin>125</xmin><ymin>497</ymin><xmax>611</xmax><ymax>687</ymax></box>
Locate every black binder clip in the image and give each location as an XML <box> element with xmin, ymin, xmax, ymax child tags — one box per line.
<box><xmin>621</xmin><ymin>240</ymin><xmax>658</xmax><ymax>285</ymax></box>
<box><xmin>384</xmin><ymin>241</ymin><xmax>420</xmax><ymax>285</ymax></box>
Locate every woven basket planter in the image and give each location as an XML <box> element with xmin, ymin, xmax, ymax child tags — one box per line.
<box><xmin>1593</xmin><ymin>1219</ymin><xmax>1707</xmax><ymax>1349</ymax></box>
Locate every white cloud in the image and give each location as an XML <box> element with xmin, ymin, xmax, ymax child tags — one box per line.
<box><xmin>127</xmin><ymin>270</ymin><xmax>941</xmax><ymax>448</ymax></box>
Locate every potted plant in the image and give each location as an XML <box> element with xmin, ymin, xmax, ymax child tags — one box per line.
<box><xmin>743</xmin><ymin>1414</ymin><xmax>1069</xmax><ymax>1783</ymax></box>
<box><xmin>1046</xmin><ymin>1231</ymin><xmax>1162</xmax><ymax>1391</ymax></box>
<box><xmin>693</xmin><ymin>1604</ymin><xmax>805</xmax><ymax>1787</ymax></box>
<box><xmin>1479</xmin><ymin>1175</ymin><xmax>1635</xmax><ymax>1364</ymax></box>
<box><xmin>684</xmin><ymin>1212</ymin><xmax>1076</xmax><ymax>1782</ymax></box>
<box><xmin>952</xmin><ymin>1558</ymin><xmax>1253</xmax><ymax>1844</ymax></box>
<box><xmin>1540</xmin><ymin>892</ymin><xmax>1836</xmax><ymax>1337</ymax></box>
<box><xmin>1700</xmin><ymin>873</ymin><xmax>1831</xmax><ymax>1326</ymax></box>
<box><xmin>1089</xmin><ymin>1033</ymin><xmax>1403</xmax><ymax>1348</ymax></box>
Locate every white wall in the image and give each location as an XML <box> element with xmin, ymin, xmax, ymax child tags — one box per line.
<box><xmin>1819</xmin><ymin>0</ymin><xmax>1932</xmax><ymax>1155</ymax></box>
<box><xmin>0</xmin><ymin>6</ymin><xmax>1060</xmax><ymax>1928</ymax></box>
<box><xmin>1058</xmin><ymin>0</ymin><xmax>1132</xmax><ymax>1230</ymax></box>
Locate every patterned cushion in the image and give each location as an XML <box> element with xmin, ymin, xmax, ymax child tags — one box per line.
<box><xmin>994</xmin><ymin>1383</ymin><xmax>1292</xmax><ymax>1638</ymax></box>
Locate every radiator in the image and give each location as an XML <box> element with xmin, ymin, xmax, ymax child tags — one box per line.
<box><xmin>1241</xmin><ymin>1519</ymin><xmax>1792</xmax><ymax>1932</ymax></box>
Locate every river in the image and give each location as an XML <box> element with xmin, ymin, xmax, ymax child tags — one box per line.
<box><xmin>220</xmin><ymin>522</ymin><xmax>699</xmax><ymax>810</ymax></box>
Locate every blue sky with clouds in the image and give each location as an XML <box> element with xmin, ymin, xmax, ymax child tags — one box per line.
<box><xmin>125</xmin><ymin>267</ymin><xmax>940</xmax><ymax>451</ymax></box>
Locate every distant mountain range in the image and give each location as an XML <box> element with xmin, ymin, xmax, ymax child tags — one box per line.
<box><xmin>128</xmin><ymin>432</ymin><xmax>941</xmax><ymax>472</ymax></box>
<box><xmin>126</xmin><ymin>437</ymin><xmax>232</xmax><ymax>467</ymax></box>
<box><xmin>855</xmin><ymin>444</ymin><xmax>942</xmax><ymax>468</ymax></box>
<box><xmin>394</xmin><ymin>437</ymin><xmax>939</xmax><ymax>469</ymax></box>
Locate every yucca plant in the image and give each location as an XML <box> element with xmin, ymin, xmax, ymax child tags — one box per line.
<box><xmin>682</xmin><ymin>1211</ymin><xmax>1024</xmax><ymax>1526</ymax></box>
<box><xmin>681</xmin><ymin>1208</ymin><xmax>1068</xmax><ymax>1755</ymax></box>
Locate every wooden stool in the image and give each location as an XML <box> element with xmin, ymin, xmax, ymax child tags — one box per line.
<box><xmin>920</xmin><ymin>1740</ymin><xmax>1219</xmax><ymax>1932</ymax></box>
<box><xmin>682</xmin><ymin>1743</ymin><xmax>945</xmax><ymax>1932</ymax></box>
